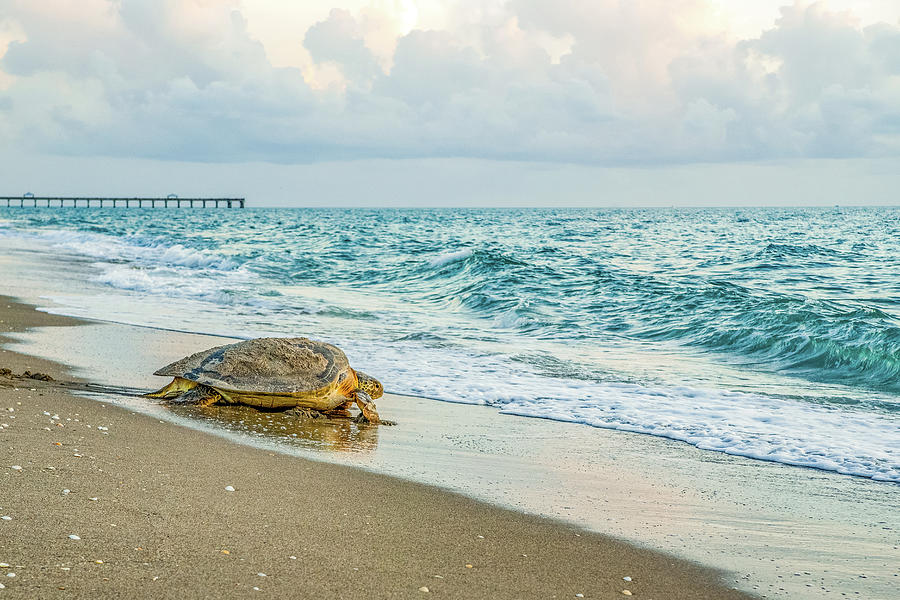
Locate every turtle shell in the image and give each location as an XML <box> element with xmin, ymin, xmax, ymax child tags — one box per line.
<box><xmin>154</xmin><ymin>337</ymin><xmax>351</xmax><ymax>395</ymax></box>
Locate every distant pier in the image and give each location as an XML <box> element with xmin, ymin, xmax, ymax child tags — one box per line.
<box><xmin>2</xmin><ymin>194</ymin><xmax>245</xmax><ymax>208</ymax></box>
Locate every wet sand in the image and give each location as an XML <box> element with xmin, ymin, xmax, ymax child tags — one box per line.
<box><xmin>0</xmin><ymin>298</ymin><xmax>754</xmax><ymax>598</ymax></box>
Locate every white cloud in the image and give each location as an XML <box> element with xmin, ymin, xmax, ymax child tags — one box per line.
<box><xmin>0</xmin><ymin>0</ymin><xmax>898</xmax><ymax>165</ymax></box>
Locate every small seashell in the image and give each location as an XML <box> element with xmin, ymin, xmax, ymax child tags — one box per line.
<box><xmin>6</xmin><ymin>573</ymin><xmax>15</xmax><ymax>578</ymax></box>
<box><xmin>622</xmin><ymin>591</ymin><xmax>632</xmax><ymax>596</ymax></box>
<box><xmin>0</xmin><ymin>582</ymin><xmax>5</xmax><ymax>589</ymax></box>
<box><xmin>10</xmin><ymin>466</ymin><xmax>22</xmax><ymax>471</ymax></box>
<box><xmin>576</xmin><ymin>595</ymin><xmax>584</xmax><ymax>598</ymax></box>
<box><xmin>95</xmin><ymin>560</ymin><xmax>103</xmax><ymax>564</ymax></box>
<box><xmin>0</xmin><ymin>563</ymin><xmax>9</xmax><ymax>568</ymax></box>
<box><xmin>221</xmin><ymin>550</ymin><xmax>230</xmax><ymax>555</ymax></box>
<box><xmin>89</xmin><ymin>497</ymin><xmax>99</xmax><ymax>501</ymax></box>
<box><xmin>257</xmin><ymin>572</ymin><xmax>266</xmax><ymax>577</ymax></box>
<box><xmin>418</xmin><ymin>586</ymin><xmax>430</xmax><ymax>593</ymax></box>
<box><xmin>465</xmin><ymin>564</ymin><xmax>473</xmax><ymax>569</ymax></box>
<box><xmin>68</xmin><ymin>534</ymin><xmax>81</xmax><ymax>540</ymax></box>
<box><xmin>289</xmin><ymin>556</ymin><xmax>296</xmax><ymax>560</ymax></box>
<box><xmin>224</xmin><ymin>486</ymin><xmax>235</xmax><ymax>492</ymax></box>
<box><xmin>62</xmin><ymin>489</ymin><xmax>71</xmax><ymax>495</ymax></box>
<box><xmin>623</xmin><ymin>576</ymin><xmax>632</xmax><ymax>582</ymax></box>
<box><xmin>1</xmin><ymin>516</ymin><xmax>11</xmax><ymax>521</ymax></box>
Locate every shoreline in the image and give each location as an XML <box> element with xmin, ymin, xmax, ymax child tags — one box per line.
<box><xmin>2</xmin><ymin>281</ymin><xmax>898</xmax><ymax>599</ymax></box>
<box><xmin>0</xmin><ymin>297</ymin><xmax>755</xmax><ymax>598</ymax></box>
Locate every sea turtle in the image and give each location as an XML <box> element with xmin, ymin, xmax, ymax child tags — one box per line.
<box><xmin>145</xmin><ymin>337</ymin><xmax>385</xmax><ymax>423</ymax></box>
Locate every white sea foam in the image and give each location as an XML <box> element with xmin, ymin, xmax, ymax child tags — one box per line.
<box><xmin>0</xmin><ymin>227</ymin><xmax>259</xmax><ymax>306</ymax></box>
<box><xmin>428</xmin><ymin>248</ymin><xmax>473</xmax><ymax>267</ymax></box>
<box><xmin>90</xmin><ymin>263</ymin><xmax>253</xmax><ymax>305</ymax></box>
<box><xmin>16</xmin><ymin>228</ymin><xmax>238</xmax><ymax>271</ymax></box>
<box><xmin>345</xmin><ymin>340</ymin><xmax>900</xmax><ymax>483</ymax></box>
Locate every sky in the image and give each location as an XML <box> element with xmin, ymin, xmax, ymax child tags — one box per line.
<box><xmin>0</xmin><ymin>0</ymin><xmax>899</xmax><ymax>206</ymax></box>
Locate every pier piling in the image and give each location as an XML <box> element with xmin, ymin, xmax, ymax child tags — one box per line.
<box><xmin>1</xmin><ymin>196</ymin><xmax>245</xmax><ymax>208</ymax></box>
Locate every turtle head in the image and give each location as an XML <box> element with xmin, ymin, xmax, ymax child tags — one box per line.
<box><xmin>355</xmin><ymin>371</ymin><xmax>383</xmax><ymax>399</ymax></box>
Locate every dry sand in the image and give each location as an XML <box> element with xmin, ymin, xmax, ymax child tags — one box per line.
<box><xmin>0</xmin><ymin>298</ymin><xmax>754</xmax><ymax>598</ymax></box>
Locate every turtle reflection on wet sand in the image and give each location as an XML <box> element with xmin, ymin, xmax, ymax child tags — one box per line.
<box><xmin>146</xmin><ymin>337</ymin><xmax>390</xmax><ymax>424</ymax></box>
<box><xmin>171</xmin><ymin>403</ymin><xmax>382</xmax><ymax>452</ymax></box>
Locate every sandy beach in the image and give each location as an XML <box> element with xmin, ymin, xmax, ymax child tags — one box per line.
<box><xmin>0</xmin><ymin>297</ymin><xmax>758</xmax><ymax>598</ymax></box>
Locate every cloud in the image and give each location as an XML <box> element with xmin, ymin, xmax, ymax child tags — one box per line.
<box><xmin>0</xmin><ymin>0</ymin><xmax>899</xmax><ymax>165</ymax></box>
<box><xmin>303</xmin><ymin>8</ymin><xmax>383</xmax><ymax>86</ymax></box>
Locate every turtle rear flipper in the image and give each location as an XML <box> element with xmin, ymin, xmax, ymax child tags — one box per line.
<box><xmin>146</xmin><ymin>377</ymin><xmax>221</xmax><ymax>407</ymax></box>
<box><xmin>145</xmin><ymin>377</ymin><xmax>197</xmax><ymax>399</ymax></box>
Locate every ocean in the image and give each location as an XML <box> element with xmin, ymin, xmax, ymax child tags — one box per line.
<box><xmin>1</xmin><ymin>206</ymin><xmax>898</xmax><ymax>482</ymax></box>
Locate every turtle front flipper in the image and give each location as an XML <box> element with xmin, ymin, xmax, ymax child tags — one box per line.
<box><xmin>352</xmin><ymin>390</ymin><xmax>381</xmax><ymax>424</ymax></box>
<box><xmin>352</xmin><ymin>391</ymin><xmax>395</xmax><ymax>425</ymax></box>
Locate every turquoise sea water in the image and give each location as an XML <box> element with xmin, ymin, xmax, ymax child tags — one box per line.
<box><xmin>1</xmin><ymin>207</ymin><xmax>898</xmax><ymax>481</ymax></box>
